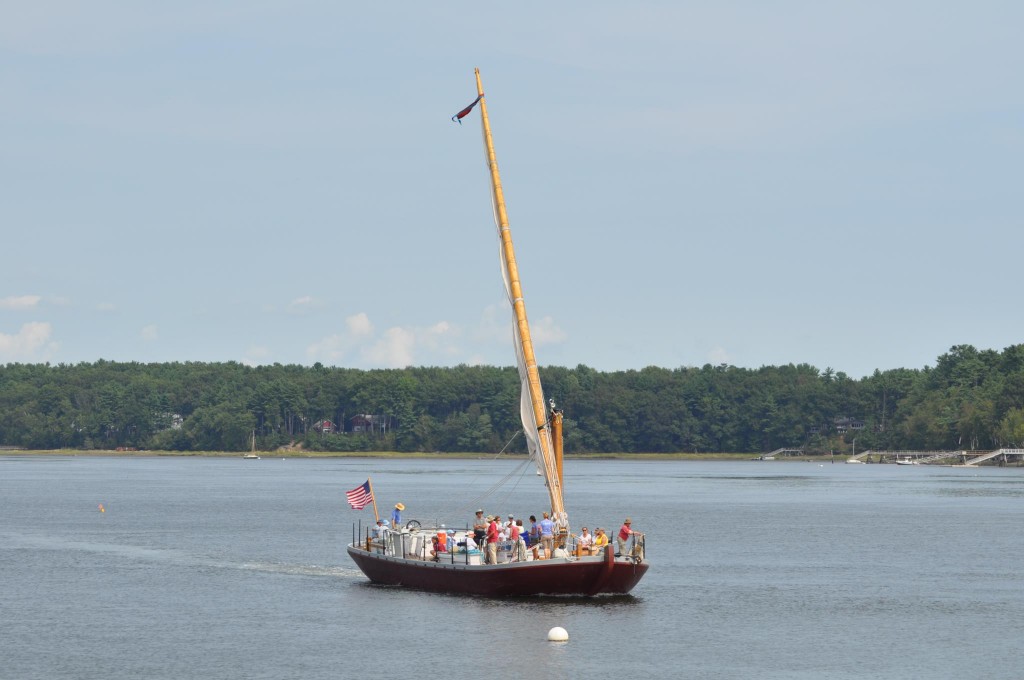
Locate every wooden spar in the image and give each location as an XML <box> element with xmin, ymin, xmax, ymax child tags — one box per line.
<box><xmin>368</xmin><ymin>476</ymin><xmax>380</xmax><ymax>523</ymax></box>
<box><xmin>473</xmin><ymin>68</ymin><xmax>565</xmax><ymax>521</ymax></box>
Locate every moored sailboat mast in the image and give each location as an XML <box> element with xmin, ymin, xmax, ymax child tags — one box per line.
<box><xmin>472</xmin><ymin>68</ymin><xmax>566</xmax><ymax>526</ymax></box>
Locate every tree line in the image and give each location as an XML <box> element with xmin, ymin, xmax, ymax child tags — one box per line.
<box><xmin>1</xmin><ymin>344</ymin><xmax>1023</xmax><ymax>454</ymax></box>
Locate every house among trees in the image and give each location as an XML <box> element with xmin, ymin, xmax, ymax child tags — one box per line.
<box><xmin>351</xmin><ymin>414</ymin><xmax>387</xmax><ymax>434</ymax></box>
<box><xmin>312</xmin><ymin>419</ymin><xmax>335</xmax><ymax>434</ymax></box>
<box><xmin>809</xmin><ymin>417</ymin><xmax>866</xmax><ymax>435</ymax></box>
<box><xmin>833</xmin><ymin>416</ymin><xmax>865</xmax><ymax>434</ymax></box>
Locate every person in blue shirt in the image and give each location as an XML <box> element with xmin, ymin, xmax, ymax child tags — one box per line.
<box><xmin>539</xmin><ymin>512</ymin><xmax>555</xmax><ymax>558</ymax></box>
<box><xmin>391</xmin><ymin>502</ymin><xmax>404</xmax><ymax>528</ymax></box>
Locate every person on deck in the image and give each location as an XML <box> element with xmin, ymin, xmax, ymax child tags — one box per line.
<box><xmin>473</xmin><ymin>509</ymin><xmax>487</xmax><ymax>546</ymax></box>
<box><xmin>485</xmin><ymin>515</ymin><xmax>500</xmax><ymax>565</ymax></box>
<box><xmin>528</xmin><ymin>515</ymin><xmax>539</xmax><ymax>544</ymax></box>
<box><xmin>511</xmin><ymin>520</ymin><xmax>528</xmax><ymax>562</ymax></box>
<box><xmin>617</xmin><ymin>518</ymin><xmax>641</xmax><ymax>555</ymax></box>
<box><xmin>374</xmin><ymin>519</ymin><xmax>389</xmax><ymax>540</ymax></box>
<box><xmin>517</xmin><ymin>519</ymin><xmax>530</xmax><ymax>547</ymax></box>
<box><xmin>593</xmin><ymin>527</ymin><xmax>609</xmax><ymax>550</ymax></box>
<box><xmin>578</xmin><ymin>527</ymin><xmax>594</xmax><ymax>555</ymax></box>
<box><xmin>391</xmin><ymin>503</ymin><xmax>405</xmax><ymax>528</ymax></box>
<box><xmin>539</xmin><ymin>512</ymin><xmax>555</xmax><ymax>558</ymax></box>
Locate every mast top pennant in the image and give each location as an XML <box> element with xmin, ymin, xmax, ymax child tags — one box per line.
<box><xmin>451</xmin><ymin>94</ymin><xmax>483</xmax><ymax>124</ymax></box>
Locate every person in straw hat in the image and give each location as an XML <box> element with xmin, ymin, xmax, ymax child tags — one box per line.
<box><xmin>472</xmin><ymin>509</ymin><xmax>487</xmax><ymax>545</ymax></box>
<box><xmin>616</xmin><ymin>518</ymin><xmax>641</xmax><ymax>555</ymax></box>
<box><xmin>391</xmin><ymin>502</ymin><xmax>405</xmax><ymax>528</ymax></box>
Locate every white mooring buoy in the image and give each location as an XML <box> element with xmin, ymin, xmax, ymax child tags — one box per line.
<box><xmin>547</xmin><ymin>626</ymin><xmax>569</xmax><ymax>642</ymax></box>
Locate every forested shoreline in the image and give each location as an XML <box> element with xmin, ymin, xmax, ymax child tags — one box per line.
<box><xmin>2</xmin><ymin>344</ymin><xmax>1023</xmax><ymax>454</ymax></box>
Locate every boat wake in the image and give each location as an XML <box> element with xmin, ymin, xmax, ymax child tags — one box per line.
<box><xmin>236</xmin><ymin>561</ymin><xmax>358</xmax><ymax>578</ymax></box>
<box><xmin>3</xmin><ymin>531</ymin><xmax>360</xmax><ymax>579</ymax></box>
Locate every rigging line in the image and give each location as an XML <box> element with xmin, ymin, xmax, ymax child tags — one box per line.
<box><xmin>459</xmin><ymin>430</ymin><xmax>525</xmax><ymax>509</ymax></box>
<box><xmin>493</xmin><ymin>449</ymin><xmax>540</xmax><ymax>512</ymax></box>
<box><xmin>468</xmin><ymin>457</ymin><xmax>532</xmax><ymax>508</ymax></box>
<box><xmin>445</xmin><ymin>430</ymin><xmax>522</xmax><ymax>509</ymax></box>
<box><xmin>477</xmin><ymin>458</ymin><xmax>532</xmax><ymax>522</ymax></box>
<box><xmin>459</xmin><ymin>429</ymin><xmax>524</xmax><ymax>500</ymax></box>
<box><xmin>433</xmin><ymin>431</ymin><xmax>529</xmax><ymax>523</ymax></box>
<box><xmin>461</xmin><ymin>461</ymin><xmax>533</xmax><ymax>523</ymax></box>
<box><xmin>491</xmin><ymin>429</ymin><xmax>522</xmax><ymax>459</ymax></box>
<box><xmin>434</xmin><ymin>457</ymin><xmax>533</xmax><ymax>530</ymax></box>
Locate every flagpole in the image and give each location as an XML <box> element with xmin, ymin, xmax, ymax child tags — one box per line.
<box><xmin>367</xmin><ymin>476</ymin><xmax>380</xmax><ymax>523</ymax></box>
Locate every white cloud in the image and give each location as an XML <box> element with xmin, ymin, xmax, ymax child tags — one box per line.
<box><xmin>0</xmin><ymin>295</ymin><xmax>41</xmax><ymax>310</ymax></box>
<box><xmin>363</xmin><ymin>327</ymin><xmax>416</xmax><ymax>368</ymax></box>
<box><xmin>475</xmin><ymin>306</ymin><xmax>566</xmax><ymax>349</ymax></box>
<box><xmin>242</xmin><ymin>345</ymin><xmax>271</xmax><ymax>367</ymax></box>
<box><xmin>306</xmin><ymin>334</ymin><xmax>349</xmax><ymax>363</ymax></box>
<box><xmin>707</xmin><ymin>346</ymin><xmax>731</xmax><ymax>365</ymax></box>
<box><xmin>346</xmin><ymin>312</ymin><xmax>373</xmax><ymax>337</ymax></box>
<box><xmin>357</xmin><ymin>320</ymin><xmax>465</xmax><ymax>367</ymax></box>
<box><xmin>305</xmin><ymin>312</ymin><xmax>377</xmax><ymax>363</ymax></box>
<box><xmin>0</xmin><ymin>322</ymin><xmax>57</xmax><ymax>360</ymax></box>
<box><xmin>473</xmin><ymin>303</ymin><xmax>511</xmax><ymax>346</ymax></box>
<box><xmin>140</xmin><ymin>324</ymin><xmax>158</xmax><ymax>341</ymax></box>
<box><xmin>306</xmin><ymin>313</ymin><xmax>465</xmax><ymax>367</ymax></box>
<box><xmin>287</xmin><ymin>296</ymin><xmax>321</xmax><ymax>314</ymax></box>
<box><xmin>416</xmin><ymin>321</ymin><xmax>462</xmax><ymax>359</ymax></box>
<box><xmin>529</xmin><ymin>315</ymin><xmax>567</xmax><ymax>346</ymax></box>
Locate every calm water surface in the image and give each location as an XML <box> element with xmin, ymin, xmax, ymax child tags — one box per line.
<box><xmin>2</xmin><ymin>456</ymin><xmax>1023</xmax><ymax>679</ymax></box>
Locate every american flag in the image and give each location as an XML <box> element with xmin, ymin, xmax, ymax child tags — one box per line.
<box><xmin>345</xmin><ymin>480</ymin><xmax>373</xmax><ymax>510</ymax></box>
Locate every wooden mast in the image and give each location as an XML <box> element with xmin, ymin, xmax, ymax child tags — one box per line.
<box><xmin>473</xmin><ymin>68</ymin><xmax>565</xmax><ymax>521</ymax></box>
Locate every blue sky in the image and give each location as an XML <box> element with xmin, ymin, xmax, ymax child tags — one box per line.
<box><xmin>3</xmin><ymin>2</ymin><xmax>1021</xmax><ymax>378</ymax></box>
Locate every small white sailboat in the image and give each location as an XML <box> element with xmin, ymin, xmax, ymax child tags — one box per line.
<box><xmin>243</xmin><ymin>430</ymin><xmax>260</xmax><ymax>459</ymax></box>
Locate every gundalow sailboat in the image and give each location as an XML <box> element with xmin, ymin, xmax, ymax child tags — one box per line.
<box><xmin>345</xmin><ymin>69</ymin><xmax>649</xmax><ymax>596</ymax></box>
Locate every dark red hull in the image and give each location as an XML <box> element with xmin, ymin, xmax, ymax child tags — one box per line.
<box><xmin>346</xmin><ymin>544</ymin><xmax>648</xmax><ymax>597</ymax></box>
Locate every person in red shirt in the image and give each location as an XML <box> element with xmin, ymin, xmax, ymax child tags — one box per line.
<box><xmin>617</xmin><ymin>518</ymin><xmax>641</xmax><ymax>555</ymax></box>
<box><xmin>510</xmin><ymin>519</ymin><xmax>527</xmax><ymax>562</ymax></box>
<box><xmin>435</xmin><ymin>528</ymin><xmax>448</xmax><ymax>552</ymax></box>
<box><xmin>485</xmin><ymin>515</ymin><xmax>500</xmax><ymax>564</ymax></box>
